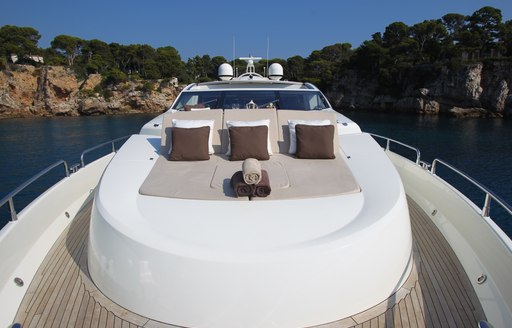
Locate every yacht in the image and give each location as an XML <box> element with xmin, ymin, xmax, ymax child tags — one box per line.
<box><xmin>1</xmin><ymin>57</ymin><xmax>511</xmax><ymax>328</ymax></box>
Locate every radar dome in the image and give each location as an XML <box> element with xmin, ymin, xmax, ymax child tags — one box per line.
<box><xmin>218</xmin><ymin>63</ymin><xmax>234</xmax><ymax>81</ymax></box>
<box><xmin>268</xmin><ymin>63</ymin><xmax>283</xmax><ymax>80</ymax></box>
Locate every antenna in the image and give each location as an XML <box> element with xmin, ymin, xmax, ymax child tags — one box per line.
<box><xmin>232</xmin><ymin>36</ymin><xmax>236</xmax><ymax>77</ymax></box>
<box><xmin>266</xmin><ymin>37</ymin><xmax>270</xmax><ymax>78</ymax></box>
<box><xmin>239</xmin><ymin>56</ymin><xmax>262</xmax><ymax>74</ymax></box>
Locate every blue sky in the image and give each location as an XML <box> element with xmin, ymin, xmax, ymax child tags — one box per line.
<box><xmin>1</xmin><ymin>0</ymin><xmax>511</xmax><ymax>60</ymax></box>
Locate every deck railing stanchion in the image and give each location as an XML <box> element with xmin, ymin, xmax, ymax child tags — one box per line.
<box><xmin>483</xmin><ymin>193</ymin><xmax>492</xmax><ymax>217</ymax></box>
<box><xmin>8</xmin><ymin>198</ymin><xmax>17</xmax><ymax>221</ymax></box>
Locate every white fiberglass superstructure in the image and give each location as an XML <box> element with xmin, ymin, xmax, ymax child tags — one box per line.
<box><xmin>87</xmin><ymin>59</ymin><xmax>413</xmax><ymax>327</ymax></box>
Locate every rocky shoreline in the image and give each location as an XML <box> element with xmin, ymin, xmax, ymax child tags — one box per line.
<box><xmin>1</xmin><ymin>62</ymin><xmax>511</xmax><ymax>119</ymax></box>
<box><xmin>0</xmin><ymin>65</ymin><xmax>178</xmax><ymax>119</ymax></box>
<box><xmin>325</xmin><ymin>61</ymin><xmax>512</xmax><ymax>118</ymax></box>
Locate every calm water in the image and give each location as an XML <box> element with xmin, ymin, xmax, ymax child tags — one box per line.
<box><xmin>0</xmin><ymin>114</ymin><xmax>157</xmax><ymax>227</ymax></box>
<box><xmin>0</xmin><ymin>112</ymin><xmax>511</xmax><ymax>236</ymax></box>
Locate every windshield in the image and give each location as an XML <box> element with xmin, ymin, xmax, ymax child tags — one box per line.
<box><xmin>172</xmin><ymin>90</ymin><xmax>329</xmax><ymax>110</ymax></box>
<box><xmin>173</xmin><ymin>91</ymin><xmax>222</xmax><ymax>110</ymax></box>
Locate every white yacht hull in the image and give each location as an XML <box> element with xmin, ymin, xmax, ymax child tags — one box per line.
<box><xmin>389</xmin><ymin>151</ymin><xmax>512</xmax><ymax>328</ymax></box>
<box><xmin>0</xmin><ymin>154</ymin><xmax>114</xmax><ymax>328</ymax></box>
<box><xmin>1</xmin><ymin>144</ymin><xmax>511</xmax><ymax>327</ymax></box>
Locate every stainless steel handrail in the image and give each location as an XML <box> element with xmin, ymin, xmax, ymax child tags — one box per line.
<box><xmin>0</xmin><ymin>160</ymin><xmax>69</xmax><ymax>221</ymax></box>
<box><xmin>369</xmin><ymin>133</ymin><xmax>421</xmax><ymax>164</ymax></box>
<box><xmin>80</xmin><ymin>135</ymin><xmax>129</xmax><ymax>167</ymax></box>
<box><xmin>1</xmin><ymin>136</ymin><xmax>130</xmax><ymax>223</ymax></box>
<box><xmin>431</xmin><ymin>159</ymin><xmax>512</xmax><ymax>218</ymax></box>
<box><xmin>369</xmin><ymin>134</ymin><xmax>512</xmax><ymax>220</ymax></box>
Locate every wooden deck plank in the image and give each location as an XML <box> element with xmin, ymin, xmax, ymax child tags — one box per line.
<box><xmin>393</xmin><ymin>301</ymin><xmax>402</xmax><ymax>328</ymax></box>
<box><xmin>98</xmin><ymin>307</ymin><xmax>109</xmax><ymax>328</ymax></box>
<box><xmin>75</xmin><ymin>290</ymin><xmax>91</xmax><ymax>327</ymax></box>
<box><xmin>27</xmin><ymin>314</ymin><xmax>41</xmax><ymax>328</ymax></box>
<box><xmin>409</xmin><ymin>287</ymin><xmax>425</xmax><ymax>328</ymax></box>
<box><xmin>91</xmin><ymin>302</ymin><xmax>103</xmax><ymax>328</ymax></box>
<box><xmin>13</xmin><ymin>197</ymin><xmax>486</xmax><ymax>328</ymax></box>
<box><xmin>409</xmin><ymin>209</ymin><xmax>449</xmax><ymax>327</ymax></box>
<box><xmin>399</xmin><ymin>300</ymin><xmax>410</xmax><ymax>328</ymax></box>
<box><xmin>114</xmin><ymin>316</ymin><xmax>122</xmax><ymax>328</ymax></box>
<box><xmin>403</xmin><ymin>294</ymin><xmax>417</xmax><ymax>328</ymax></box>
<box><xmin>83</xmin><ymin>293</ymin><xmax>97</xmax><ymax>327</ymax></box>
<box><xmin>385</xmin><ymin>307</ymin><xmax>394</xmax><ymax>328</ymax></box>
<box><xmin>409</xmin><ymin>201</ymin><xmax>483</xmax><ymax>327</ymax></box>
<box><xmin>410</xmin><ymin>208</ymin><xmax>461</xmax><ymax>327</ymax></box>
<box><xmin>369</xmin><ymin>317</ymin><xmax>378</xmax><ymax>328</ymax></box>
<box><xmin>41</xmin><ymin>234</ymin><xmax>88</xmax><ymax>328</ymax></box>
<box><xmin>58</xmin><ymin>274</ymin><xmax>82</xmax><ymax>328</ymax></box>
<box><xmin>377</xmin><ymin>314</ymin><xmax>385</xmax><ymax>328</ymax></box>
<box><xmin>106</xmin><ymin>311</ymin><xmax>116</xmax><ymax>328</ymax></box>
<box><xmin>24</xmin><ymin>207</ymin><xmax>90</xmax><ymax>325</ymax></box>
<box><xmin>66</xmin><ymin>280</ymin><xmax>86</xmax><ymax>328</ymax></box>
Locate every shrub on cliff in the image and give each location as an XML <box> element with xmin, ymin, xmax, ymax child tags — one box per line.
<box><xmin>102</xmin><ymin>68</ymin><xmax>127</xmax><ymax>86</ymax></box>
<box><xmin>137</xmin><ymin>82</ymin><xmax>154</xmax><ymax>93</ymax></box>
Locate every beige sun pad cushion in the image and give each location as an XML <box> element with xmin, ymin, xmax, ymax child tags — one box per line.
<box><xmin>139</xmin><ymin>155</ymin><xmax>247</xmax><ymax>200</ymax></box>
<box><xmin>221</xmin><ymin>108</ymin><xmax>279</xmax><ymax>154</ymax></box>
<box><xmin>276</xmin><ymin>110</ymin><xmax>340</xmax><ymax>154</ymax></box>
<box><xmin>256</xmin><ymin>154</ymin><xmax>360</xmax><ymax>199</ymax></box>
<box><xmin>160</xmin><ymin>109</ymin><xmax>223</xmax><ymax>154</ymax></box>
<box><xmin>139</xmin><ymin>153</ymin><xmax>360</xmax><ymax>201</ymax></box>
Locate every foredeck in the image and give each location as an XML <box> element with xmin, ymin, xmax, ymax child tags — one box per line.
<box><xmin>13</xmin><ymin>197</ymin><xmax>485</xmax><ymax>328</ymax></box>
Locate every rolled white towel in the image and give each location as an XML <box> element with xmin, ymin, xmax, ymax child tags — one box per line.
<box><xmin>242</xmin><ymin>158</ymin><xmax>262</xmax><ymax>184</ymax></box>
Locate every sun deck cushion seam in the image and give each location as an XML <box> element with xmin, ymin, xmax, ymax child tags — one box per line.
<box><xmin>149</xmin><ymin>109</ymin><xmax>360</xmax><ymax>199</ymax></box>
<box><xmin>139</xmin><ymin>153</ymin><xmax>360</xmax><ymax>200</ymax></box>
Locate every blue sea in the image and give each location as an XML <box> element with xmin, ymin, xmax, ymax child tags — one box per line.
<box><xmin>0</xmin><ymin>112</ymin><xmax>511</xmax><ymax>237</ymax></box>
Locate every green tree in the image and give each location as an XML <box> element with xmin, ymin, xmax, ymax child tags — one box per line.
<box><xmin>442</xmin><ymin>13</ymin><xmax>467</xmax><ymax>41</ymax></box>
<box><xmin>81</xmin><ymin>39</ymin><xmax>114</xmax><ymax>74</ymax></box>
<box><xmin>410</xmin><ymin>20</ymin><xmax>448</xmax><ymax>62</ymax></box>
<box><xmin>349</xmin><ymin>38</ymin><xmax>388</xmax><ymax>74</ymax></box>
<box><xmin>187</xmin><ymin>55</ymin><xmax>209</xmax><ymax>81</ymax></box>
<box><xmin>42</xmin><ymin>48</ymin><xmax>67</xmax><ymax>66</ymax></box>
<box><xmin>286</xmin><ymin>55</ymin><xmax>305</xmax><ymax>81</ymax></box>
<box><xmin>502</xmin><ymin>20</ymin><xmax>512</xmax><ymax>56</ymax></box>
<box><xmin>0</xmin><ymin>25</ymin><xmax>41</xmax><ymax>62</ymax></box>
<box><xmin>103</xmin><ymin>67</ymin><xmax>127</xmax><ymax>86</ymax></box>
<box><xmin>135</xmin><ymin>44</ymin><xmax>157</xmax><ymax>78</ymax></box>
<box><xmin>51</xmin><ymin>35</ymin><xmax>83</xmax><ymax>66</ymax></box>
<box><xmin>468</xmin><ymin>6</ymin><xmax>503</xmax><ymax>53</ymax></box>
<box><xmin>156</xmin><ymin>46</ymin><xmax>185</xmax><ymax>80</ymax></box>
<box><xmin>383</xmin><ymin>22</ymin><xmax>410</xmax><ymax>47</ymax></box>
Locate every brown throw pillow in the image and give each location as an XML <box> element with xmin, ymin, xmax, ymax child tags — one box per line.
<box><xmin>229</xmin><ymin>126</ymin><xmax>270</xmax><ymax>161</ymax></box>
<box><xmin>295</xmin><ymin>124</ymin><xmax>335</xmax><ymax>159</ymax></box>
<box><xmin>169</xmin><ymin>126</ymin><xmax>210</xmax><ymax>161</ymax></box>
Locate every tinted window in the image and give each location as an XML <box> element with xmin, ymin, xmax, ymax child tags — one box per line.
<box><xmin>172</xmin><ymin>90</ymin><xmax>330</xmax><ymax>110</ymax></box>
<box><xmin>222</xmin><ymin>91</ymin><xmax>277</xmax><ymax>109</ymax></box>
<box><xmin>173</xmin><ymin>92</ymin><xmax>222</xmax><ymax>109</ymax></box>
<box><xmin>278</xmin><ymin>92</ymin><xmax>329</xmax><ymax>110</ymax></box>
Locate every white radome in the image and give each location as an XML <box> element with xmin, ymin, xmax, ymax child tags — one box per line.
<box><xmin>268</xmin><ymin>62</ymin><xmax>283</xmax><ymax>80</ymax></box>
<box><xmin>218</xmin><ymin>63</ymin><xmax>234</xmax><ymax>80</ymax></box>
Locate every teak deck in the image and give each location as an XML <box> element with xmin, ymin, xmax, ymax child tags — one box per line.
<box><xmin>13</xmin><ymin>197</ymin><xmax>486</xmax><ymax>328</ymax></box>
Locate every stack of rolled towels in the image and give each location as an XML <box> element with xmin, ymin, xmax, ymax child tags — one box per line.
<box><xmin>231</xmin><ymin>158</ymin><xmax>271</xmax><ymax>198</ymax></box>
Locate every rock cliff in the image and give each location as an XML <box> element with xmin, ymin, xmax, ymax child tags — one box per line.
<box><xmin>330</xmin><ymin>61</ymin><xmax>512</xmax><ymax>118</ymax></box>
<box><xmin>0</xmin><ymin>65</ymin><xmax>178</xmax><ymax>119</ymax></box>
<box><xmin>2</xmin><ymin>62</ymin><xmax>511</xmax><ymax>118</ymax></box>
